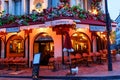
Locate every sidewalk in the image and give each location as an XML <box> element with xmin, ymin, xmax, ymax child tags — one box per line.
<box><xmin>1</xmin><ymin>54</ymin><xmax>120</xmax><ymax>80</ymax></box>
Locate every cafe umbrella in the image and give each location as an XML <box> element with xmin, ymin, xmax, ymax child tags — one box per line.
<box><xmin>63</xmin><ymin>31</ymin><xmax>74</xmax><ymax>74</ymax></box>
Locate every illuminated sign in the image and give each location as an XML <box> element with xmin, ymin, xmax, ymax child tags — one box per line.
<box><xmin>90</xmin><ymin>25</ymin><xmax>106</xmax><ymax>32</ymax></box>
<box><xmin>6</xmin><ymin>27</ymin><xmax>20</xmax><ymax>33</ymax></box>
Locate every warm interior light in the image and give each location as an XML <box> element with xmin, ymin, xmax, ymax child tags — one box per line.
<box><xmin>92</xmin><ymin>9</ymin><xmax>98</xmax><ymax>15</ymax></box>
<box><xmin>39</xmin><ymin>28</ymin><xmax>46</xmax><ymax>32</ymax></box>
<box><xmin>72</xmin><ymin>33</ymin><xmax>78</xmax><ymax>36</ymax></box>
<box><xmin>17</xmin><ymin>32</ymin><xmax>20</xmax><ymax>36</ymax></box>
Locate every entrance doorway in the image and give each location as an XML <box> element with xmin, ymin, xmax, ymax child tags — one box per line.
<box><xmin>34</xmin><ymin>33</ymin><xmax>54</xmax><ymax>65</ymax></box>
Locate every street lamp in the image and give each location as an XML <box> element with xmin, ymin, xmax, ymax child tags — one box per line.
<box><xmin>104</xmin><ymin>0</ymin><xmax>113</xmax><ymax>71</ymax></box>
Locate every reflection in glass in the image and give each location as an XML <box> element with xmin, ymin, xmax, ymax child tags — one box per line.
<box><xmin>10</xmin><ymin>39</ymin><xmax>24</xmax><ymax>53</ymax></box>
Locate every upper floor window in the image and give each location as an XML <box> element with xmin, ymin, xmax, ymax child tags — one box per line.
<box><xmin>25</xmin><ymin>0</ymin><xmax>30</xmax><ymax>14</ymax></box>
<box><xmin>71</xmin><ymin>0</ymin><xmax>89</xmax><ymax>11</ymax></box>
<box><xmin>14</xmin><ymin>0</ymin><xmax>22</xmax><ymax>15</ymax></box>
<box><xmin>48</xmin><ymin>0</ymin><xmax>60</xmax><ymax>8</ymax></box>
<box><xmin>4</xmin><ymin>1</ymin><xmax>9</xmax><ymax>14</ymax></box>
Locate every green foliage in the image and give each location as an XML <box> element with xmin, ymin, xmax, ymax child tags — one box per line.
<box><xmin>0</xmin><ymin>2</ymin><xmax>104</xmax><ymax>27</ymax></box>
<box><xmin>30</xmin><ymin>14</ymin><xmax>37</xmax><ymax>21</ymax></box>
<box><xmin>0</xmin><ymin>19</ymin><xmax>2</xmax><ymax>26</ymax></box>
<box><xmin>71</xmin><ymin>5</ymin><xmax>82</xmax><ymax>14</ymax></box>
<box><xmin>79</xmin><ymin>13</ymin><xmax>86</xmax><ymax>19</ymax></box>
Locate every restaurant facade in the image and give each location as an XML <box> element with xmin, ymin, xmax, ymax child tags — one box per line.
<box><xmin>0</xmin><ymin>0</ymin><xmax>116</xmax><ymax>67</ymax></box>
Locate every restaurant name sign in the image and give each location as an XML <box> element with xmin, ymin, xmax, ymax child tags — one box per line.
<box><xmin>6</xmin><ymin>27</ymin><xmax>20</xmax><ymax>33</ymax></box>
<box><xmin>90</xmin><ymin>25</ymin><xmax>106</xmax><ymax>32</ymax></box>
<box><xmin>45</xmin><ymin>19</ymin><xmax>78</xmax><ymax>26</ymax></box>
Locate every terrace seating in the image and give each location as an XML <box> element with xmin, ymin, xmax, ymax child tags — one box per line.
<box><xmin>64</xmin><ymin>56</ymin><xmax>70</xmax><ymax>69</ymax></box>
<box><xmin>12</xmin><ymin>57</ymin><xmax>28</xmax><ymax>71</ymax></box>
<box><xmin>100</xmin><ymin>50</ymin><xmax>107</xmax><ymax>62</ymax></box>
<box><xmin>56</xmin><ymin>57</ymin><xmax>62</xmax><ymax>70</ymax></box>
<box><xmin>75</xmin><ymin>53</ymin><xmax>83</xmax><ymax>65</ymax></box>
<box><xmin>64</xmin><ymin>54</ymin><xmax>76</xmax><ymax>69</ymax></box>
<box><xmin>111</xmin><ymin>49</ymin><xmax>117</xmax><ymax>61</ymax></box>
<box><xmin>103</xmin><ymin>49</ymin><xmax>108</xmax><ymax>54</ymax></box>
<box><xmin>82</xmin><ymin>53</ymin><xmax>89</xmax><ymax>67</ymax></box>
<box><xmin>95</xmin><ymin>52</ymin><xmax>102</xmax><ymax>64</ymax></box>
<box><xmin>88</xmin><ymin>52</ymin><xmax>95</xmax><ymax>64</ymax></box>
<box><xmin>70</xmin><ymin>54</ymin><xmax>76</xmax><ymax>66</ymax></box>
<box><xmin>13</xmin><ymin>57</ymin><xmax>28</xmax><ymax>66</ymax></box>
<box><xmin>0</xmin><ymin>58</ymin><xmax>4</xmax><ymax>64</ymax></box>
<box><xmin>48</xmin><ymin>57</ymin><xmax>55</xmax><ymax>70</ymax></box>
<box><xmin>3</xmin><ymin>57</ymin><xmax>14</xmax><ymax>64</ymax></box>
<box><xmin>1</xmin><ymin>57</ymin><xmax>28</xmax><ymax>70</ymax></box>
<box><xmin>0</xmin><ymin>58</ymin><xmax>4</xmax><ymax>68</ymax></box>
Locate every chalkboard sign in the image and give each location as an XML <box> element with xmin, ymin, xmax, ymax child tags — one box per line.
<box><xmin>33</xmin><ymin>53</ymin><xmax>41</xmax><ymax>65</ymax></box>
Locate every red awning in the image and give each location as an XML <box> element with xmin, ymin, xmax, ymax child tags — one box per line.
<box><xmin>79</xmin><ymin>19</ymin><xmax>106</xmax><ymax>26</ymax></box>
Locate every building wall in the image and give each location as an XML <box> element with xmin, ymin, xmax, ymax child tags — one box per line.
<box><xmin>1</xmin><ymin>23</ymin><xmax>92</xmax><ymax>67</ymax></box>
<box><xmin>0</xmin><ymin>0</ymin><xmax>105</xmax><ymax>15</ymax></box>
<box><xmin>0</xmin><ymin>0</ymin><xmax>106</xmax><ymax>67</ymax></box>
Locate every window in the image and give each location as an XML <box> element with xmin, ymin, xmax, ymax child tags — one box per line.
<box><xmin>9</xmin><ymin>39</ymin><xmax>24</xmax><ymax>53</ymax></box>
<box><xmin>8</xmin><ymin>35</ymin><xmax>24</xmax><ymax>54</ymax></box>
<box><xmin>4</xmin><ymin>1</ymin><xmax>9</xmax><ymax>14</ymax></box>
<box><xmin>71</xmin><ymin>0</ymin><xmax>88</xmax><ymax>10</ymax></box>
<box><xmin>71</xmin><ymin>32</ymin><xmax>90</xmax><ymax>53</ymax></box>
<box><xmin>48</xmin><ymin>0</ymin><xmax>59</xmax><ymax>8</ymax></box>
<box><xmin>25</xmin><ymin>0</ymin><xmax>30</xmax><ymax>14</ymax></box>
<box><xmin>14</xmin><ymin>0</ymin><xmax>22</xmax><ymax>15</ymax></box>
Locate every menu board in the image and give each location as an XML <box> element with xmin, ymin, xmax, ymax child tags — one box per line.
<box><xmin>33</xmin><ymin>53</ymin><xmax>41</xmax><ymax>65</ymax></box>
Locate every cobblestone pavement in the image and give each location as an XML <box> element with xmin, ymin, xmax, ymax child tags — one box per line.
<box><xmin>0</xmin><ymin>54</ymin><xmax>120</xmax><ymax>80</ymax></box>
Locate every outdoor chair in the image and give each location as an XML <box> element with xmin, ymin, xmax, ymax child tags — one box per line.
<box><xmin>48</xmin><ymin>57</ymin><xmax>55</xmax><ymax>70</ymax></box>
<box><xmin>88</xmin><ymin>52</ymin><xmax>95</xmax><ymax>64</ymax></box>
<box><xmin>3</xmin><ymin>57</ymin><xmax>14</xmax><ymax>64</ymax></box>
<box><xmin>111</xmin><ymin>49</ymin><xmax>117</xmax><ymax>61</ymax></box>
<box><xmin>19</xmin><ymin>58</ymin><xmax>28</xmax><ymax>67</ymax></box>
<box><xmin>3</xmin><ymin>57</ymin><xmax>14</xmax><ymax>70</ymax></box>
<box><xmin>95</xmin><ymin>52</ymin><xmax>102</xmax><ymax>64</ymax></box>
<box><xmin>0</xmin><ymin>58</ymin><xmax>4</xmax><ymax>63</ymax></box>
<box><xmin>64</xmin><ymin>56</ymin><xmax>69</xmax><ymax>69</ymax></box>
<box><xmin>75</xmin><ymin>53</ymin><xmax>83</xmax><ymax>66</ymax></box>
<box><xmin>0</xmin><ymin>58</ymin><xmax>4</xmax><ymax>66</ymax></box>
<box><xmin>100</xmin><ymin>50</ymin><xmax>107</xmax><ymax>62</ymax></box>
<box><xmin>103</xmin><ymin>49</ymin><xmax>108</xmax><ymax>54</ymax></box>
<box><xmin>56</xmin><ymin>57</ymin><xmax>62</xmax><ymax>70</ymax></box>
<box><xmin>64</xmin><ymin>54</ymin><xmax>76</xmax><ymax>69</ymax></box>
<box><xmin>0</xmin><ymin>58</ymin><xmax>4</xmax><ymax>69</ymax></box>
<box><xmin>82</xmin><ymin>53</ymin><xmax>89</xmax><ymax>67</ymax></box>
<box><xmin>70</xmin><ymin>54</ymin><xmax>76</xmax><ymax>66</ymax></box>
